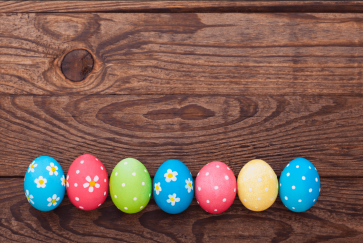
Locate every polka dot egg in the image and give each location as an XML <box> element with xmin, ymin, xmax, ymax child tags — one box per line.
<box><xmin>110</xmin><ymin>158</ymin><xmax>152</xmax><ymax>214</ymax></box>
<box><xmin>195</xmin><ymin>162</ymin><xmax>236</xmax><ymax>214</ymax></box>
<box><xmin>24</xmin><ymin>156</ymin><xmax>66</xmax><ymax>211</ymax></box>
<box><xmin>67</xmin><ymin>154</ymin><xmax>108</xmax><ymax>210</ymax></box>
<box><xmin>237</xmin><ymin>159</ymin><xmax>278</xmax><ymax>211</ymax></box>
<box><xmin>279</xmin><ymin>158</ymin><xmax>320</xmax><ymax>212</ymax></box>
<box><xmin>153</xmin><ymin>159</ymin><xmax>194</xmax><ymax>214</ymax></box>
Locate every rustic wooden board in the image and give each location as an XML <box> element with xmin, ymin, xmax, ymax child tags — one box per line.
<box><xmin>1</xmin><ymin>13</ymin><xmax>363</xmax><ymax>96</ymax></box>
<box><xmin>0</xmin><ymin>3</ymin><xmax>362</xmax><ymax>242</ymax></box>
<box><xmin>1</xmin><ymin>1</ymin><xmax>363</xmax><ymax>13</ymax></box>
<box><xmin>1</xmin><ymin>178</ymin><xmax>362</xmax><ymax>242</ymax></box>
<box><xmin>1</xmin><ymin>94</ymin><xmax>362</xmax><ymax>177</ymax></box>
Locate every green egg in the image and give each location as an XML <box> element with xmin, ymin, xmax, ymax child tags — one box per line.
<box><xmin>110</xmin><ymin>158</ymin><xmax>152</xmax><ymax>213</ymax></box>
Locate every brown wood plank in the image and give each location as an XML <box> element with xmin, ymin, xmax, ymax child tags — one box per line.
<box><xmin>1</xmin><ymin>94</ymin><xmax>362</xmax><ymax>177</ymax></box>
<box><xmin>0</xmin><ymin>13</ymin><xmax>363</xmax><ymax>96</ymax></box>
<box><xmin>1</xmin><ymin>1</ymin><xmax>363</xmax><ymax>13</ymax></box>
<box><xmin>1</xmin><ymin>177</ymin><xmax>362</xmax><ymax>242</ymax></box>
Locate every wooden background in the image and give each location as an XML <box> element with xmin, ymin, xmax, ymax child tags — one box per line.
<box><xmin>1</xmin><ymin>1</ymin><xmax>363</xmax><ymax>242</ymax></box>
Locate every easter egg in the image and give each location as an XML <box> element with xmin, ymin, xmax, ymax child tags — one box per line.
<box><xmin>67</xmin><ymin>154</ymin><xmax>108</xmax><ymax>210</ymax></box>
<box><xmin>237</xmin><ymin>159</ymin><xmax>278</xmax><ymax>212</ymax></box>
<box><xmin>24</xmin><ymin>156</ymin><xmax>66</xmax><ymax>211</ymax></box>
<box><xmin>153</xmin><ymin>159</ymin><xmax>194</xmax><ymax>214</ymax></box>
<box><xmin>110</xmin><ymin>158</ymin><xmax>152</xmax><ymax>213</ymax></box>
<box><xmin>195</xmin><ymin>162</ymin><xmax>236</xmax><ymax>214</ymax></box>
<box><xmin>279</xmin><ymin>158</ymin><xmax>320</xmax><ymax>212</ymax></box>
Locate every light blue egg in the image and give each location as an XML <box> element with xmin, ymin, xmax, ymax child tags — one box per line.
<box><xmin>153</xmin><ymin>159</ymin><xmax>194</xmax><ymax>214</ymax></box>
<box><xmin>24</xmin><ymin>156</ymin><xmax>66</xmax><ymax>211</ymax></box>
<box><xmin>279</xmin><ymin>158</ymin><xmax>320</xmax><ymax>212</ymax></box>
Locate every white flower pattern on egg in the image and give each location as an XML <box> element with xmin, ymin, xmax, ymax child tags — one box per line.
<box><xmin>47</xmin><ymin>194</ymin><xmax>60</xmax><ymax>207</ymax></box>
<box><xmin>154</xmin><ymin>182</ymin><xmax>162</xmax><ymax>195</ymax></box>
<box><xmin>25</xmin><ymin>190</ymin><xmax>34</xmax><ymax>204</ymax></box>
<box><xmin>185</xmin><ymin>178</ymin><xmax>193</xmax><ymax>193</ymax></box>
<box><xmin>46</xmin><ymin>163</ymin><xmax>59</xmax><ymax>176</ymax></box>
<box><xmin>164</xmin><ymin>169</ymin><xmax>178</xmax><ymax>182</ymax></box>
<box><xmin>28</xmin><ymin>161</ymin><xmax>37</xmax><ymax>173</ymax></box>
<box><xmin>60</xmin><ymin>175</ymin><xmax>66</xmax><ymax>186</ymax></box>
<box><xmin>34</xmin><ymin>176</ymin><xmax>47</xmax><ymax>188</ymax></box>
<box><xmin>83</xmin><ymin>175</ymin><xmax>100</xmax><ymax>193</ymax></box>
<box><xmin>167</xmin><ymin>193</ymin><xmax>180</xmax><ymax>206</ymax></box>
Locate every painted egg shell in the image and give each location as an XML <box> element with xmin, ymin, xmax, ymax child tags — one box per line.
<box><xmin>110</xmin><ymin>158</ymin><xmax>152</xmax><ymax>214</ymax></box>
<box><xmin>237</xmin><ymin>159</ymin><xmax>278</xmax><ymax>212</ymax></box>
<box><xmin>67</xmin><ymin>154</ymin><xmax>108</xmax><ymax>210</ymax></box>
<box><xmin>279</xmin><ymin>158</ymin><xmax>320</xmax><ymax>212</ymax></box>
<box><xmin>195</xmin><ymin>162</ymin><xmax>236</xmax><ymax>214</ymax></box>
<box><xmin>24</xmin><ymin>156</ymin><xmax>66</xmax><ymax>211</ymax></box>
<box><xmin>153</xmin><ymin>159</ymin><xmax>194</xmax><ymax>214</ymax></box>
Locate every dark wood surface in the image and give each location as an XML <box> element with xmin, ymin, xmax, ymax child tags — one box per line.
<box><xmin>2</xmin><ymin>178</ymin><xmax>363</xmax><ymax>242</ymax></box>
<box><xmin>1</xmin><ymin>1</ymin><xmax>363</xmax><ymax>13</ymax></box>
<box><xmin>0</xmin><ymin>94</ymin><xmax>362</xmax><ymax>177</ymax></box>
<box><xmin>1</xmin><ymin>12</ymin><xmax>363</xmax><ymax>96</ymax></box>
<box><xmin>0</xmin><ymin>1</ymin><xmax>362</xmax><ymax>242</ymax></box>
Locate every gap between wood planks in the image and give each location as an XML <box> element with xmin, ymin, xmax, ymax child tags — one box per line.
<box><xmin>1</xmin><ymin>1</ymin><xmax>363</xmax><ymax>13</ymax></box>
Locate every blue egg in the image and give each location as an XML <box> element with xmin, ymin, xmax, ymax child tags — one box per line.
<box><xmin>279</xmin><ymin>158</ymin><xmax>320</xmax><ymax>212</ymax></box>
<box><xmin>153</xmin><ymin>159</ymin><xmax>194</xmax><ymax>214</ymax></box>
<box><xmin>24</xmin><ymin>156</ymin><xmax>66</xmax><ymax>211</ymax></box>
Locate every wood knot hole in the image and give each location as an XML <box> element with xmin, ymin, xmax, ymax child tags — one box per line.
<box><xmin>61</xmin><ymin>49</ymin><xmax>94</xmax><ymax>82</ymax></box>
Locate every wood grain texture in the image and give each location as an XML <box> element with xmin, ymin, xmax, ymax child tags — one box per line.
<box><xmin>1</xmin><ymin>177</ymin><xmax>362</xmax><ymax>242</ymax></box>
<box><xmin>1</xmin><ymin>13</ymin><xmax>363</xmax><ymax>95</ymax></box>
<box><xmin>1</xmin><ymin>94</ymin><xmax>362</xmax><ymax>177</ymax></box>
<box><xmin>1</xmin><ymin>1</ymin><xmax>363</xmax><ymax>13</ymax></box>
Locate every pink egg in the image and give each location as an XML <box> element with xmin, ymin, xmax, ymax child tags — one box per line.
<box><xmin>195</xmin><ymin>161</ymin><xmax>236</xmax><ymax>214</ymax></box>
<box><xmin>67</xmin><ymin>154</ymin><xmax>108</xmax><ymax>210</ymax></box>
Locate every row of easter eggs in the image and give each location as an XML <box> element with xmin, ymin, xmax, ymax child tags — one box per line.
<box><xmin>24</xmin><ymin>154</ymin><xmax>320</xmax><ymax>214</ymax></box>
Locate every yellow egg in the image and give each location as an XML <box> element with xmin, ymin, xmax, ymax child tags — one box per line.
<box><xmin>237</xmin><ymin>159</ymin><xmax>278</xmax><ymax>211</ymax></box>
